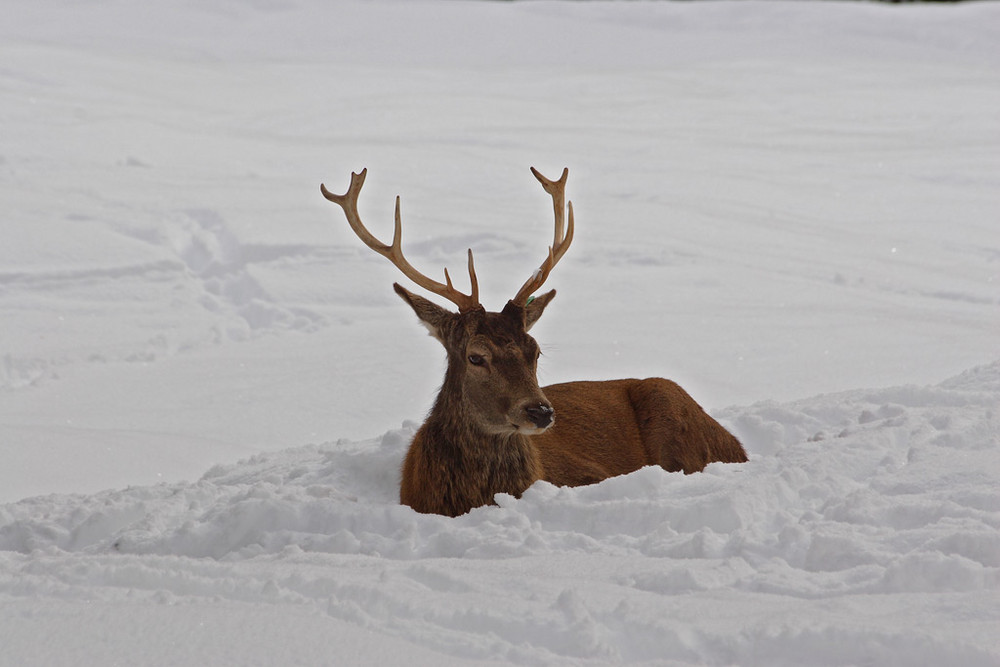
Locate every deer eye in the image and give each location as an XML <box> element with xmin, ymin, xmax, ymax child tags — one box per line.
<box><xmin>468</xmin><ymin>354</ymin><xmax>486</xmax><ymax>367</ymax></box>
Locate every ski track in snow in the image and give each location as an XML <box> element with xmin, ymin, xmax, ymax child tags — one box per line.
<box><xmin>2</xmin><ymin>0</ymin><xmax>1000</xmax><ymax>664</ymax></box>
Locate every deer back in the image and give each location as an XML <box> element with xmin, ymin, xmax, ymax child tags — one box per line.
<box><xmin>534</xmin><ymin>378</ymin><xmax>748</xmax><ymax>488</ymax></box>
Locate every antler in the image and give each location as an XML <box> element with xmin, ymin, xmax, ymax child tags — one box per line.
<box><xmin>321</xmin><ymin>169</ymin><xmax>481</xmax><ymax>313</ymax></box>
<box><xmin>510</xmin><ymin>167</ymin><xmax>575</xmax><ymax>307</ymax></box>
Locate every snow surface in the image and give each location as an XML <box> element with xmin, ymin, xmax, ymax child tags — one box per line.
<box><xmin>2</xmin><ymin>0</ymin><xmax>999</xmax><ymax>664</ymax></box>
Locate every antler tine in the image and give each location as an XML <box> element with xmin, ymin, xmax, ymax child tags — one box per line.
<box><xmin>530</xmin><ymin>166</ymin><xmax>568</xmax><ymax>248</ymax></box>
<box><xmin>321</xmin><ymin>169</ymin><xmax>481</xmax><ymax>313</ymax></box>
<box><xmin>511</xmin><ymin>167</ymin><xmax>575</xmax><ymax>307</ymax></box>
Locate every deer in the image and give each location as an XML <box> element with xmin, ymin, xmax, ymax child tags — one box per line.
<box><xmin>320</xmin><ymin>167</ymin><xmax>747</xmax><ymax>517</ymax></box>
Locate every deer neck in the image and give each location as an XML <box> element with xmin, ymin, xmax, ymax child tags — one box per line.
<box><xmin>421</xmin><ymin>372</ymin><xmax>543</xmax><ymax>502</ymax></box>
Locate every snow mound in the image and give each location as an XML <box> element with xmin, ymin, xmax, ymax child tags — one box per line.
<box><xmin>2</xmin><ymin>363</ymin><xmax>997</xmax><ymax>664</ymax></box>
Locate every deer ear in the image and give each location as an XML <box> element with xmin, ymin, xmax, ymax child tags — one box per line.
<box><xmin>393</xmin><ymin>283</ymin><xmax>454</xmax><ymax>344</ymax></box>
<box><xmin>523</xmin><ymin>289</ymin><xmax>556</xmax><ymax>331</ymax></box>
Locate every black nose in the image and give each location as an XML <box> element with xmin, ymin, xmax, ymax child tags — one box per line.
<box><xmin>525</xmin><ymin>403</ymin><xmax>554</xmax><ymax>429</ymax></box>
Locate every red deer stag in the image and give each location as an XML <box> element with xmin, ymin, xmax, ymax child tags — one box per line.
<box><xmin>321</xmin><ymin>167</ymin><xmax>747</xmax><ymax>517</ymax></box>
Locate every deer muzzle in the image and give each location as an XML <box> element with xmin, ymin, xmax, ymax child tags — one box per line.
<box><xmin>524</xmin><ymin>402</ymin><xmax>555</xmax><ymax>430</ymax></box>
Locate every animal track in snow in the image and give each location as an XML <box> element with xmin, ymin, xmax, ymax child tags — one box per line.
<box><xmin>165</xmin><ymin>208</ymin><xmax>327</xmax><ymax>339</ymax></box>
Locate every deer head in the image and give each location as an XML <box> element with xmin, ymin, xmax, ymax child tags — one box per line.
<box><xmin>320</xmin><ymin>167</ymin><xmax>574</xmax><ymax>436</ymax></box>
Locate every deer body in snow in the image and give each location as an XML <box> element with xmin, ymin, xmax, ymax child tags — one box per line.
<box><xmin>321</xmin><ymin>167</ymin><xmax>747</xmax><ymax>517</ymax></box>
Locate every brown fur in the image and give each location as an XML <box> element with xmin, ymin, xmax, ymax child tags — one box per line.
<box><xmin>535</xmin><ymin>379</ymin><xmax>747</xmax><ymax>486</ymax></box>
<box><xmin>394</xmin><ymin>285</ymin><xmax>747</xmax><ymax>517</ymax></box>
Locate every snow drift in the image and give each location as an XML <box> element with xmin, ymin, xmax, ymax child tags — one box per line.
<box><xmin>2</xmin><ymin>363</ymin><xmax>998</xmax><ymax>664</ymax></box>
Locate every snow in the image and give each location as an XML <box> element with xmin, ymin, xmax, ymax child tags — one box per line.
<box><xmin>2</xmin><ymin>0</ymin><xmax>999</xmax><ymax>664</ymax></box>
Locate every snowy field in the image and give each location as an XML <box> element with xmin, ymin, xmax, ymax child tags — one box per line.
<box><xmin>2</xmin><ymin>0</ymin><xmax>999</xmax><ymax>664</ymax></box>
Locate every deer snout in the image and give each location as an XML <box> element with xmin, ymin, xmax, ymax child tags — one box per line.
<box><xmin>524</xmin><ymin>403</ymin><xmax>555</xmax><ymax>430</ymax></box>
